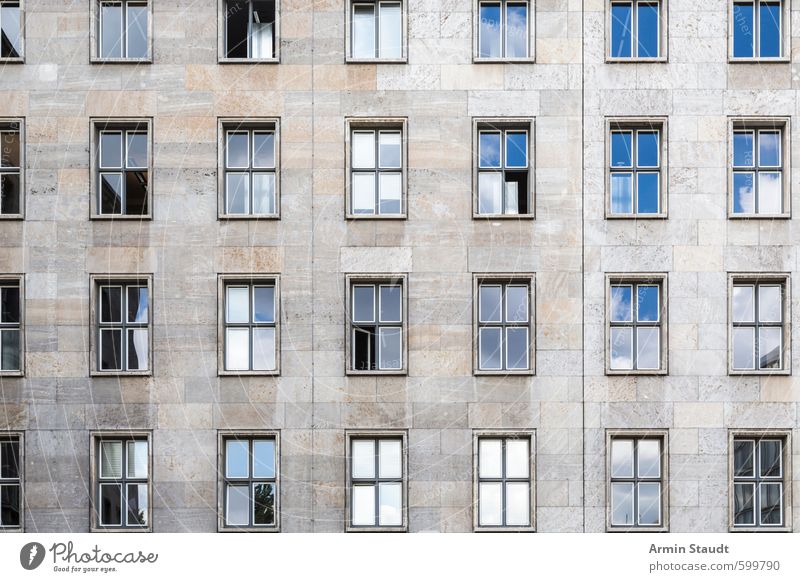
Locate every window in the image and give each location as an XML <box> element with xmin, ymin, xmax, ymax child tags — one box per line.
<box><xmin>0</xmin><ymin>120</ymin><xmax>22</xmax><ymax>217</ymax></box>
<box><xmin>0</xmin><ymin>1</ymin><xmax>22</xmax><ymax>60</ymax></box>
<box><xmin>608</xmin><ymin>433</ymin><xmax>667</xmax><ymax>531</ymax></box>
<box><xmin>91</xmin><ymin>119</ymin><xmax>151</xmax><ymax>218</ymax></box>
<box><xmin>476</xmin><ymin>1</ymin><xmax>532</xmax><ymax>61</ymax></box>
<box><xmin>93</xmin><ymin>1</ymin><xmax>150</xmax><ymax>61</ymax></box>
<box><xmin>347</xmin><ymin>433</ymin><xmax>406</xmax><ymax>531</ymax></box>
<box><xmin>474</xmin><ymin>433</ymin><xmax>534</xmax><ymax>531</ymax></box>
<box><xmin>731</xmin><ymin>433</ymin><xmax>789</xmax><ymax>530</ymax></box>
<box><xmin>92</xmin><ymin>434</ymin><xmax>151</xmax><ymax>530</ymax></box>
<box><xmin>0</xmin><ymin>433</ymin><xmax>22</xmax><ymax>530</ymax></box>
<box><xmin>347</xmin><ymin>276</ymin><xmax>406</xmax><ymax>374</ymax></box>
<box><xmin>0</xmin><ymin>278</ymin><xmax>21</xmax><ymax>373</ymax></box>
<box><xmin>608</xmin><ymin>1</ymin><xmax>664</xmax><ymax>60</ymax></box>
<box><xmin>474</xmin><ymin>276</ymin><xmax>534</xmax><ymax>374</ymax></box>
<box><xmin>92</xmin><ymin>276</ymin><xmax>151</xmax><ymax>375</ymax></box>
<box><xmin>220</xmin><ymin>277</ymin><xmax>279</xmax><ymax>374</ymax></box>
<box><xmin>220</xmin><ymin>433</ymin><xmax>279</xmax><ymax>531</ymax></box>
<box><xmin>474</xmin><ymin>120</ymin><xmax>533</xmax><ymax>217</ymax></box>
<box><xmin>731</xmin><ymin>1</ymin><xmax>785</xmax><ymax>60</ymax></box>
<box><xmin>730</xmin><ymin>120</ymin><xmax>788</xmax><ymax>217</ymax></box>
<box><xmin>219</xmin><ymin>120</ymin><xmax>279</xmax><ymax>217</ymax></box>
<box><xmin>607</xmin><ymin>119</ymin><xmax>666</xmax><ymax>217</ymax></box>
<box><xmin>607</xmin><ymin>275</ymin><xmax>666</xmax><ymax>373</ymax></box>
<box><xmin>348</xmin><ymin>1</ymin><xmax>404</xmax><ymax>61</ymax></box>
<box><xmin>730</xmin><ymin>276</ymin><xmax>789</xmax><ymax>373</ymax></box>
<box><xmin>346</xmin><ymin>119</ymin><xmax>406</xmax><ymax>218</ymax></box>
<box><xmin>222</xmin><ymin>0</ymin><xmax>278</xmax><ymax>61</ymax></box>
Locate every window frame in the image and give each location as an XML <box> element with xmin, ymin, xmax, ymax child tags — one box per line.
<box><xmin>473</xmin><ymin>0</ymin><xmax>535</xmax><ymax>63</ymax></box>
<box><xmin>218</xmin><ymin>0</ymin><xmax>281</xmax><ymax>64</ymax></box>
<box><xmin>345</xmin><ymin>0</ymin><xmax>408</xmax><ymax>63</ymax></box>
<box><xmin>345</xmin><ymin>430</ymin><xmax>408</xmax><ymax>532</ymax></box>
<box><xmin>472</xmin><ymin>430</ymin><xmax>536</xmax><ymax>532</ymax></box>
<box><xmin>605</xmin><ymin>117</ymin><xmax>668</xmax><ymax>219</ymax></box>
<box><xmin>606</xmin><ymin>429</ymin><xmax>669</xmax><ymax>533</ymax></box>
<box><xmin>90</xmin><ymin>0</ymin><xmax>153</xmax><ymax>63</ymax></box>
<box><xmin>217</xmin><ymin>430</ymin><xmax>281</xmax><ymax>532</ymax></box>
<box><xmin>606</xmin><ymin>0</ymin><xmax>668</xmax><ymax>62</ymax></box>
<box><xmin>0</xmin><ymin>118</ymin><xmax>24</xmax><ymax>219</ymax></box>
<box><xmin>728</xmin><ymin>430</ymin><xmax>792</xmax><ymax>532</ymax></box>
<box><xmin>727</xmin><ymin>273</ymin><xmax>791</xmax><ymax>376</ymax></box>
<box><xmin>0</xmin><ymin>1</ymin><xmax>23</xmax><ymax>64</ymax></box>
<box><xmin>0</xmin><ymin>431</ymin><xmax>24</xmax><ymax>532</ymax></box>
<box><xmin>0</xmin><ymin>274</ymin><xmax>23</xmax><ymax>376</ymax></box>
<box><xmin>728</xmin><ymin>0</ymin><xmax>789</xmax><ymax>62</ymax></box>
<box><xmin>344</xmin><ymin>117</ymin><xmax>407</xmax><ymax>220</ymax></box>
<box><xmin>728</xmin><ymin>117</ymin><xmax>790</xmax><ymax>219</ymax></box>
<box><xmin>90</xmin><ymin>431</ymin><xmax>152</xmax><ymax>533</ymax></box>
<box><xmin>217</xmin><ymin>274</ymin><xmax>281</xmax><ymax>376</ymax></box>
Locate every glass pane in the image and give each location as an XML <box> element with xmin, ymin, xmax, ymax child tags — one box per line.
<box><xmin>100</xmin><ymin>484</ymin><xmax>122</xmax><ymax>526</ymax></box>
<box><xmin>379</xmin><ymin>2</ymin><xmax>402</xmax><ymax>58</ymax></box>
<box><xmin>505</xmin><ymin>439</ymin><xmax>529</xmax><ymax>478</ymax></box>
<box><xmin>505</xmin><ymin>482</ymin><xmax>530</xmax><ymax>526</ymax></box>
<box><xmin>758</xmin><ymin>327</ymin><xmax>781</xmax><ymax>369</ymax></box>
<box><xmin>0</xmin><ymin>484</ymin><xmax>20</xmax><ymax>526</ymax></box>
<box><xmin>352</xmin><ymin>326</ymin><xmax>374</xmax><ymax>371</ymax></box>
<box><xmin>505</xmin><ymin>285</ymin><xmax>528</xmax><ymax>322</ymax></box>
<box><xmin>378</xmin><ymin>132</ymin><xmax>401</xmax><ymax>168</ymax></box>
<box><xmin>479</xmin><ymin>327</ymin><xmax>502</xmax><ymax>370</ymax></box>
<box><xmin>733</xmin><ymin>2</ymin><xmax>755</xmax><ymax>58</ymax></box>
<box><xmin>100</xmin><ymin>172</ymin><xmax>122</xmax><ymax>213</ymax></box>
<box><xmin>352</xmin><ymin>173</ymin><xmax>376</xmax><ymax>214</ymax></box>
<box><xmin>225</xmin><ymin>0</ymin><xmax>249</xmax><ymax>58</ymax></box>
<box><xmin>610</xmin><ymin>3</ymin><xmax>632</xmax><ymax>57</ymax></box>
<box><xmin>479</xmin><ymin>132</ymin><xmax>501</xmax><ymax>168</ymax></box>
<box><xmin>253</xmin><ymin>286</ymin><xmax>275</xmax><ymax>323</ymax></box>
<box><xmin>506</xmin><ymin>327</ymin><xmax>529</xmax><ymax>370</ymax></box>
<box><xmin>611</xmin><ymin>482</ymin><xmax>634</xmax><ymax>526</ymax></box>
<box><xmin>611</xmin><ymin>440</ymin><xmax>634</xmax><ymax>478</ymax></box>
<box><xmin>379</xmin><ymin>285</ymin><xmax>402</xmax><ymax>322</ymax></box>
<box><xmin>226</xmin><ymin>485</ymin><xmax>249</xmax><ymax>526</ymax></box>
<box><xmin>611</xmin><ymin>131</ymin><xmax>632</xmax><ymax>167</ymax></box>
<box><xmin>378</xmin><ymin>327</ymin><xmax>402</xmax><ymax>370</ymax></box>
<box><xmin>127</xmin><ymin>286</ymin><xmax>148</xmax><ymax>324</ymax></box>
<box><xmin>759</xmin><ymin>2</ymin><xmax>781</xmax><ymax>58</ymax></box>
<box><xmin>378</xmin><ymin>482</ymin><xmax>402</xmax><ymax>526</ymax></box>
<box><xmin>0</xmin><ymin>132</ymin><xmax>20</xmax><ymax>167</ymax></box>
<box><xmin>637</xmin><ymin>440</ymin><xmax>660</xmax><ymax>478</ymax></box>
<box><xmin>758</xmin><ymin>172</ymin><xmax>782</xmax><ymax>214</ymax></box>
<box><xmin>352</xmin><ymin>131</ymin><xmax>375</xmax><ymax>168</ymax></box>
<box><xmin>479</xmin><ymin>439</ymin><xmax>502</xmax><ymax>478</ymax></box>
<box><xmin>253</xmin><ymin>440</ymin><xmax>276</xmax><ymax>479</ymax></box>
<box><xmin>636</xmin><ymin>285</ymin><xmax>659</xmax><ymax>322</ymax></box>
<box><xmin>1</xmin><ymin>329</ymin><xmax>20</xmax><ymax>371</ymax></box>
<box><xmin>226</xmin><ymin>133</ymin><xmax>249</xmax><ymax>168</ymax></box>
<box><xmin>251</xmin><ymin>1</ymin><xmax>275</xmax><ymax>58</ymax></box>
<box><xmin>733</xmin><ymin>440</ymin><xmax>754</xmax><ymax>477</ymax></box>
<box><xmin>760</xmin><ymin>439</ymin><xmax>782</xmax><ymax>477</ymax></box>
<box><xmin>252</xmin><ymin>173</ymin><xmax>276</xmax><ymax>214</ymax></box>
<box><xmin>0</xmin><ymin>5</ymin><xmax>21</xmax><ymax>58</ymax></box>
<box><xmin>505</xmin><ymin>132</ymin><xmax>527</xmax><ymax>167</ymax></box>
<box><xmin>479</xmin><ymin>4</ymin><xmax>501</xmax><ymax>58</ymax></box>
<box><xmin>636</xmin><ymin>173</ymin><xmax>659</xmax><ymax>214</ymax></box>
<box><xmin>253</xmin><ymin>483</ymin><xmax>275</xmax><ymax>525</ymax></box>
<box><xmin>225</xmin><ymin>173</ymin><xmax>249</xmax><ymax>214</ymax></box>
<box><xmin>505</xmin><ymin>4</ymin><xmax>528</xmax><ymax>58</ymax></box>
<box><xmin>479</xmin><ymin>482</ymin><xmax>502</xmax><ymax>526</ymax></box>
<box><xmin>125</xmin><ymin>170</ymin><xmax>148</xmax><ymax>215</ymax></box>
<box><xmin>126</xmin><ymin>440</ymin><xmax>148</xmax><ymax>478</ymax></box>
<box><xmin>638</xmin><ymin>482</ymin><xmax>661</xmax><ymax>525</ymax></box>
<box><xmin>504</xmin><ymin>174</ymin><xmax>524</xmax><ymax>215</ymax></box>
<box><xmin>732</xmin><ymin>172</ymin><xmax>755</xmax><ymax>213</ymax></box>
<box><xmin>352</xmin><ymin>485</ymin><xmax>376</xmax><ymax>526</ymax></box>
<box><xmin>252</xmin><ymin>328</ymin><xmax>276</xmax><ymax>371</ymax></box>
<box><xmin>760</xmin><ymin>483</ymin><xmax>782</xmax><ymax>525</ymax></box>
<box><xmin>100</xmin><ymin>3</ymin><xmax>123</xmax><ymax>58</ymax></box>
<box><xmin>352</xmin><ymin>4</ymin><xmax>376</xmax><ymax>58</ymax></box>
<box><xmin>732</xmin><ymin>285</ymin><xmax>755</xmax><ymax>322</ymax></box>
<box><xmin>479</xmin><ymin>172</ymin><xmax>503</xmax><ymax>214</ymax></box>
<box><xmin>758</xmin><ymin>285</ymin><xmax>781</xmax><ymax>323</ymax></box>
<box><xmin>637</xmin><ymin>2</ymin><xmax>659</xmax><ymax>58</ymax></box>
<box><xmin>480</xmin><ymin>285</ymin><xmax>502</xmax><ymax>323</ymax></box>
<box><xmin>637</xmin><ymin>131</ymin><xmax>659</xmax><ymax>167</ymax></box>
<box><xmin>733</xmin><ymin>483</ymin><xmax>755</xmax><ymax>525</ymax></box>
<box><xmin>226</xmin><ymin>440</ymin><xmax>249</xmax><ymax>478</ymax></box>
<box><xmin>100</xmin><ymin>132</ymin><xmax>122</xmax><ymax>169</ymax></box>
<box><xmin>378</xmin><ymin>173</ymin><xmax>402</xmax><ymax>214</ymax></box>
<box><xmin>100</xmin><ymin>329</ymin><xmax>122</xmax><ymax>371</ymax></box>
<box><xmin>733</xmin><ymin>131</ymin><xmax>755</xmax><ymax>167</ymax></box>
<box><xmin>352</xmin><ymin>440</ymin><xmax>375</xmax><ymax>479</ymax></box>
<box><xmin>0</xmin><ymin>286</ymin><xmax>20</xmax><ymax>322</ymax></box>
<box><xmin>226</xmin><ymin>287</ymin><xmax>249</xmax><ymax>323</ymax></box>
<box><xmin>759</xmin><ymin>131</ymin><xmax>781</xmax><ymax>167</ymax></box>
<box><xmin>732</xmin><ymin>327</ymin><xmax>755</xmax><ymax>370</ymax></box>
<box><xmin>253</xmin><ymin>132</ymin><xmax>275</xmax><ymax>168</ymax></box>
<box><xmin>0</xmin><ymin>174</ymin><xmax>21</xmax><ymax>215</ymax></box>
<box><xmin>126</xmin><ymin>483</ymin><xmax>148</xmax><ymax>526</ymax></box>
<box><xmin>378</xmin><ymin>440</ymin><xmax>402</xmax><ymax>478</ymax></box>
<box><xmin>636</xmin><ymin>327</ymin><xmax>659</xmax><ymax>370</ymax></box>
<box><xmin>610</xmin><ymin>285</ymin><xmax>632</xmax><ymax>322</ymax></box>
<box><xmin>225</xmin><ymin>328</ymin><xmax>250</xmax><ymax>371</ymax></box>
<box><xmin>126</xmin><ymin>4</ymin><xmax>148</xmax><ymax>59</ymax></box>
<box><xmin>353</xmin><ymin>286</ymin><xmax>375</xmax><ymax>323</ymax></box>
<box><xmin>0</xmin><ymin>440</ymin><xmax>19</xmax><ymax>479</ymax></box>
<box><xmin>610</xmin><ymin>173</ymin><xmax>633</xmax><ymax>213</ymax></box>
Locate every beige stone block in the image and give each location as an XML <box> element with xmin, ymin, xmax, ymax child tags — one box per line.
<box><xmin>674</xmin><ymin>402</ymin><xmax>724</xmax><ymax>428</ymax></box>
<box><xmin>339</xmin><ymin>246</ymin><xmax>411</xmax><ymax>273</ymax></box>
<box><xmin>214</xmin><ymin>246</ymin><xmax>284</xmax><ymax>272</ymax></box>
<box><xmin>87</xmin><ymin>247</ymin><xmax>158</xmax><ymax>273</ymax></box>
<box><xmin>86</xmin><ymin>91</ymin><xmax>158</xmax><ymax>116</ymax></box>
<box><xmin>441</xmin><ymin>65</ymin><xmax>504</xmax><ymax>90</ymax></box>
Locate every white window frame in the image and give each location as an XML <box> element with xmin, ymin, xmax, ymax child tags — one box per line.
<box><xmin>728</xmin><ymin>0</ymin><xmax>789</xmax><ymax>62</ymax></box>
<box><xmin>0</xmin><ymin>118</ymin><xmax>24</xmax><ymax>219</ymax></box>
<box><xmin>0</xmin><ymin>275</ymin><xmax>23</xmax><ymax>376</ymax></box>
<box><xmin>473</xmin><ymin>0</ymin><xmax>535</xmax><ymax>63</ymax></box>
<box><xmin>0</xmin><ymin>1</ymin><xmax>24</xmax><ymax>63</ymax></box>
<box><xmin>606</xmin><ymin>0</ymin><xmax>668</xmax><ymax>62</ymax></box>
<box><xmin>218</xmin><ymin>0</ymin><xmax>281</xmax><ymax>63</ymax></box>
<box><xmin>345</xmin><ymin>0</ymin><xmax>407</xmax><ymax>63</ymax></box>
<box><xmin>90</xmin><ymin>0</ymin><xmax>152</xmax><ymax>63</ymax></box>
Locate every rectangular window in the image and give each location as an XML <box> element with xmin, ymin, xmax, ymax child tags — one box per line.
<box><xmin>475</xmin><ymin>120</ymin><xmax>533</xmax><ymax>217</ymax></box>
<box><xmin>0</xmin><ymin>1</ymin><xmax>22</xmax><ymax>60</ymax></box>
<box><xmin>730</xmin><ymin>276</ymin><xmax>788</xmax><ymax>373</ymax></box>
<box><xmin>732</xmin><ymin>1</ymin><xmax>784</xmax><ymax>59</ymax></box>
<box><xmin>730</xmin><ymin>120</ymin><xmax>787</xmax><ymax>217</ymax></box>
<box><xmin>607</xmin><ymin>276</ymin><xmax>666</xmax><ymax>373</ymax></box>
<box><xmin>474</xmin><ymin>276</ymin><xmax>534</xmax><ymax>373</ymax></box>
<box><xmin>0</xmin><ymin>278</ymin><xmax>22</xmax><ymax>373</ymax></box>
<box><xmin>220</xmin><ymin>277</ymin><xmax>279</xmax><ymax>374</ymax></box>
<box><xmin>0</xmin><ymin>433</ymin><xmax>22</xmax><ymax>529</ymax></box>
<box><xmin>347</xmin><ymin>275</ymin><xmax>406</xmax><ymax>374</ymax></box>
<box><xmin>607</xmin><ymin>120</ymin><xmax>666</xmax><ymax>216</ymax></box>
<box><xmin>477</xmin><ymin>1</ymin><xmax>531</xmax><ymax>60</ymax></box>
<box><xmin>223</xmin><ymin>0</ymin><xmax>278</xmax><ymax>61</ymax></box>
<box><xmin>92</xmin><ymin>276</ymin><xmax>151</xmax><ymax>375</ymax></box>
<box><xmin>95</xmin><ymin>1</ymin><xmax>149</xmax><ymax>61</ymax></box>
<box><xmin>220</xmin><ymin>434</ymin><xmax>279</xmax><ymax>530</ymax></box>
<box><xmin>349</xmin><ymin>1</ymin><xmax>404</xmax><ymax>60</ymax></box>
<box><xmin>474</xmin><ymin>433</ymin><xmax>534</xmax><ymax>530</ymax></box>
<box><xmin>220</xmin><ymin>120</ymin><xmax>279</xmax><ymax>217</ymax></box>
<box><xmin>92</xmin><ymin>434</ymin><xmax>151</xmax><ymax>530</ymax></box>
<box><xmin>608</xmin><ymin>433</ymin><xmax>667</xmax><ymax>531</ymax></box>
<box><xmin>609</xmin><ymin>1</ymin><xmax>663</xmax><ymax>59</ymax></box>
<box><xmin>0</xmin><ymin>119</ymin><xmax>22</xmax><ymax>217</ymax></box>
<box><xmin>347</xmin><ymin>433</ymin><xmax>406</xmax><ymax>531</ymax></box>
<box><xmin>731</xmin><ymin>434</ymin><xmax>789</xmax><ymax>530</ymax></box>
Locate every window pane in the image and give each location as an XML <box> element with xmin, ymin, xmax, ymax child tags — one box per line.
<box><xmin>479</xmin><ymin>172</ymin><xmax>502</xmax><ymax>214</ymax></box>
<box><xmin>378</xmin><ymin>440</ymin><xmax>402</xmax><ymax>478</ymax></box>
<box><xmin>760</xmin><ymin>439</ymin><xmax>782</xmax><ymax>477</ymax></box>
<box><xmin>225</xmin><ymin>328</ymin><xmax>250</xmax><ymax>370</ymax></box>
<box><xmin>126</xmin><ymin>440</ymin><xmax>148</xmax><ymax>479</ymax></box>
<box><xmin>253</xmin><ymin>286</ymin><xmax>275</xmax><ymax>323</ymax></box>
<box><xmin>353</xmin><ymin>326</ymin><xmax>375</xmax><ymax>371</ymax></box>
<box><xmin>479</xmin><ymin>439</ymin><xmax>502</xmax><ymax>478</ymax></box>
<box><xmin>733</xmin><ymin>483</ymin><xmax>755</xmax><ymax>525</ymax></box>
<box><xmin>732</xmin><ymin>285</ymin><xmax>755</xmax><ymax>322</ymax></box>
<box><xmin>0</xmin><ymin>5</ymin><xmax>21</xmax><ymax>58</ymax></box>
<box><xmin>479</xmin><ymin>482</ymin><xmax>502</xmax><ymax>526</ymax></box>
<box><xmin>0</xmin><ymin>441</ymin><xmax>19</xmax><ymax>479</ymax></box>
<box><xmin>610</xmin><ymin>3</ymin><xmax>632</xmax><ymax>57</ymax></box>
<box><xmin>379</xmin><ymin>2</ymin><xmax>402</xmax><ymax>58</ymax></box>
<box><xmin>378</xmin><ymin>482</ymin><xmax>402</xmax><ymax>526</ymax></box>
<box><xmin>0</xmin><ymin>287</ymin><xmax>18</xmax><ymax>325</ymax></box>
<box><xmin>226</xmin><ymin>440</ymin><xmax>249</xmax><ymax>478</ymax></box>
<box><xmin>379</xmin><ymin>286</ymin><xmax>402</xmax><ymax>322</ymax></box>
<box><xmin>610</xmin><ymin>285</ymin><xmax>632</xmax><ymax>322</ymax></box>
<box><xmin>733</xmin><ymin>440</ymin><xmax>754</xmax><ymax>477</ymax></box>
<box><xmin>253</xmin><ymin>440</ymin><xmax>276</xmax><ymax>478</ymax></box>
<box><xmin>226</xmin><ymin>132</ymin><xmax>249</xmax><ymax>168</ymax></box>
<box><xmin>611</xmin><ymin>440</ymin><xmax>634</xmax><ymax>478</ymax></box>
<box><xmin>479</xmin><ymin>285</ymin><xmax>502</xmax><ymax>323</ymax></box>
<box><xmin>100</xmin><ymin>484</ymin><xmax>122</xmax><ymax>526</ymax></box>
<box><xmin>638</xmin><ymin>482</ymin><xmax>661</xmax><ymax>525</ymax></box>
<box><xmin>378</xmin><ymin>327</ymin><xmax>402</xmax><ymax>370</ymax></box>
<box><xmin>124</xmin><ymin>169</ymin><xmax>148</xmax><ymax>215</ymax></box>
<box><xmin>636</xmin><ymin>173</ymin><xmax>659</xmax><ymax>214</ymax></box>
<box><xmin>126</xmin><ymin>483</ymin><xmax>148</xmax><ymax>526</ymax></box>
<box><xmin>251</xmin><ymin>8</ymin><xmax>274</xmax><ymax>59</ymax></box>
<box><xmin>253</xmin><ymin>483</ymin><xmax>275</xmax><ymax>525</ymax></box>
<box><xmin>352</xmin><ymin>485</ymin><xmax>376</xmax><ymax>526</ymax></box>
<box><xmin>759</xmin><ymin>131</ymin><xmax>781</xmax><ymax>167</ymax></box>
<box><xmin>760</xmin><ymin>483</ymin><xmax>782</xmax><ymax>525</ymax></box>
<box><xmin>758</xmin><ymin>172</ymin><xmax>782</xmax><ymax>214</ymax></box>
<box><xmin>505</xmin><ymin>482</ymin><xmax>530</xmax><ymax>526</ymax></box>
<box><xmin>0</xmin><ymin>330</ymin><xmax>19</xmax><ymax>372</ymax></box>
<box><xmin>100</xmin><ymin>4</ymin><xmax>123</xmax><ymax>58</ymax></box>
<box><xmin>226</xmin><ymin>485</ymin><xmax>249</xmax><ymax>526</ymax></box>
<box><xmin>506</xmin><ymin>132</ymin><xmax>527</xmax><ymax>168</ymax></box>
<box><xmin>732</xmin><ymin>327</ymin><xmax>755</xmax><ymax>370</ymax></box>
<box><xmin>378</xmin><ymin>173</ymin><xmax>402</xmax><ymax>214</ymax></box>
<box><xmin>505</xmin><ymin>439</ymin><xmax>529</xmax><ymax>478</ymax></box>
<box><xmin>0</xmin><ymin>484</ymin><xmax>20</xmax><ymax>526</ymax></box>
<box><xmin>611</xmin><ymin>131</ymin><xmax>632</xmax><ymax>166</ymax></box>
<box><xmin>636</xmin><ymin>285</ymin><xmax>659</xmax><ymax>322</ymax></box>
<box><xmin>252</xmin><ymin>173</ymin><xmax>276</xmax><ymax>214</ymax></box>
<box><xmin>252</xmin><ymin>328</ymin><xmax>276</xmax><ymax>371</ymax></box>
<box><xmin>610</xmin><ymin>173</ymin><xmax>633</xmax><ymax>213</ymax></box>
<box><xmin>100</xmin><ymin>329</ymin><xmax>122</xmax><ymax>371</ymax></box>
<box><xmin>352</xmin><ymin>4</ymin><xmax>376</xmax><ymax>58</ymax></box>
<box><xmin>505</xmin><ymin>4</ymin><xmax>528</xmax><ymax>58</ymax></box>
<box><xmin>126</xmin><ymin>286</ymin><xmax>148</xmax><ymax>324</ymax></box>
<box><xmin>732</xmin><ymin>172</ymin><xmax>755</xmax><ymax>213</ymax></box>
<box><xmin>352</xmin><ymin>131</ymin><xmax>375</xmax><ymax>168</ymax></box>
<box><xmin>506</xmin><ymin>327</ymin><xmax>529</xmax><ymax>370</ymax></box>
<box><xmin>611</xmin><ymin>482</ymin><xmax>634</xmax><ymax>526</ymax></box>
<box><xmin>126</xmin><ymin>4</ymin><xmax>148</xmax><ymax>59</ymax></box>
<box><xmin>758</xmin><ymin>285</ymin><xmax>781</xmax><ymax>323</ymax></box>
<box><xmin>504</xmin><ymin>172</ymin><xmax>527</xmax><ymax>215</ymax></box>
<box><xmin>733</xmin><ymin>131</ymin><xmax>755</xmax><ymax>167</ymax></box>
<box><xmin>225</xmin><ymin>173</ymin><xmax>249</xmax><ymax>214</ymax></box>
<box><xmin>352</xmin><ymin>440</ymin><xmax>375</xmax><ymax>478</ymax></box>
<box><xmin>100</xmin><ymin>132</ymin><xmax>122</xmax><ymax>169</ymax></box>
<box><xmin>100</xmin><ymin>173</ymin><xmax>123</xmax><ymax>214</ymax></box>
<box><xmin>225</xmin><ymin>0</ymin><xmax>249</xmax><ymax>58</ymax></box>
<box><xmin>352</xmin><ymin>173</ymin><xmax>376</xmax><ymax>214</ymax></box>
<box><xmin>505</xmin><ymin>285</ymin><xmax>528</xmax><ymax>322</ymax></box>
<box><xmin>226</xmin><ymin>287</ymin><xmax>249</xmax><ymax>323</ymax></box>
<box><xmin>353</xmin><ymin>286</ymin><xmax>375</xmax><ymax>323</ymax></box>
<box><xmin>479</xmin><ymin>327</ymin><xmax>502</xmax><ymax>370</ymax></box>
<box><xmin>479</xmin><ymin>4</ymin><xmax>501</xmax><ymax>58</ymax></box>
<box><xmin>479</xmin><ymin>132</ymin><xmax>501</xmax><ymax>168</ymax></box>
<box><xmin>733</xmin><ymin>2</ymin><xmax>755</xmax><ymax>58</ymax></box>
<box><xmin>378</xmin><ymin>132</ymin><xmax>401</xmax><ymax>168</ymax></box>
<box><xmin>637</xmin><ymin>131</ymin><xmax>659</xmax><ymax>167</ymax></box>
<box><xmin>253</xmin><ymin>132</ymin><xmax>275</xmax><ymax>168</ymax></box>
<box><xmin>100</xmin><ymin>441</ymin><xmax>122</xmax><ymax>479</ymax></box>
<box><xmin>758</xmin><ymin>327</ymin><xmax>781</xmax><ymax>369</ymax></box>
<box><xmin>637</xmin><ymin>440</ymin><xmax>660</xmax><ymax>478</ymax></box>
<box><xmin>636</xmin><ymin>327</ymin><xmax>659</xmax><ymax>370</ymax></box>
<box><xmin>637</xmin><ymin>2</ymin><xmax>659</xmax><ymax>58</ymax></box>
<box><xmin>759</xmin><ymin>2</ymin><xmax>781</xmax><ymax>58</ymax></box>
<box><xmin>0</xmin><ymin>132</ymin><xmax>20</xmax><ymax>167</ymax></box>
<box><xmin>0</xmin><ymin>174</ymin><xmax>21</xmax><ymax>215</ymax></box>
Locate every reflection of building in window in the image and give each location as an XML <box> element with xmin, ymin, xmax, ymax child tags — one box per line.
<box><xmin>732</xmin><ymin>436</ymin><xmax>785</xmax><ymax>528</ymax></box>
<box><xmin>476</xmin><ymin>281</ymin><xmax>531</xmax><ymax>371</ymax></box>
<box><xmin>223</xmin><ymin>437</ymin><xmax>278</xmax><ymax>528</ymax></box>
<box><xmin>731</xmin><ymin>281</ymin><xmax>785</xmax><ymax>371</ymax></box>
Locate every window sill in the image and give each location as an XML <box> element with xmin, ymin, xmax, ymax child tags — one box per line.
<box><xmin>345</xmin><ymin>57</ymin><xmax>408</xmax><ymax>65</ymax></box>
<box><xmin>218</xmin><ymin>369</ymin><xmax>281</xmax><ymax>377</ymax></box>
<box><xmin>346</xmin><ymin>369</ymin><xmax>407</xmax><ymax>377</ymax></box>
<box><xmin>90</xmin><ymin>58</ymin><xmax>152</xmax><ymax>65</ymax></box>
<box><xmin>729</xmin><ymin>526</ymin><xmax>791</xmax><ymax>533</ymax></box>
<box><xmin>474</xmin><ymin>369</ymin><xmax>534</xmax><ymax>377</ymax></box>
<box><xmin>219</xmin><ymin>214</ymin><xmax>281</xmax><ymax>221</ymax></box>
<box><xmin>728</xmin><ymin>57</ymin><xmax>790</xmax><ymax>64</ymax></box>
<box><xmin>0</xmin><ymin>57</ymin><xmax>24</xmax><ymax>64</ymax></box>
<box><xmin>605</xmin><ymin>213</ymin><xmax>668</xmax><ymax>220</ymax></box>
<box><xmin>346</xmin><ymin>525</ymin><xmax>408</xmax><ymax>533</ymax></box>
<box><xmin>606</xmin><ymin>57</ymin><xmax>667</xmax><ymax>64</ymax></box>
<box><xmin>728</xmin><ymin>213</ymin><xmax>791</xmax><ymax>220</ymax></box>
<box><xmin>473</xmin><ymin>57</ymin><xmax>536</xmax><ymax>64</ymax></box>
<box><xmin>473</xmin><ymin>213</ymin><xmax>535</xmax><ymax>220</ymax></box>
<box><xmin>606</xmin><ymin>369</ymin><xmax>668</xmax><ymax>376</ymax></box>
<box><xmin>90</xmin><ymin>526</ymin><xmax>152</xmax><ymax>533</ymax></box>
<box><xmin>90</xmin><ymin>214</ymin><xmax>153</xmax><ymax>221</ymax></box>
<box><xmin>728</xmin><ymin>369</ymin><xmax>791</xmax><ymax>376</ymax></box>
<box><xmin>0</xmin><ymin>214</ymin><xmax>24</xmax><ymax>220</ymax></box>
<box><xmin>90</xmin><ymin>370</ymin><xmax>152</xmax><ymax>377</ymax></box>
<box><xmin>607</xmin><ymin>525</ymin><xmax>668</xmax><ymax>533</ymax></box>
<box><xmin>0</xmin><ymin>371</ymin><xmax>24</xmax><ymax>378</ymax></box>
<box><xmin>218</xmin><ymin>525</ymin><xmax>280</xmax><ymax>533</ymax></box>
<box><xmin>474</xmin><ymin>526</ymin><xmax>535</xmax><ymax>533</ymax></box>
<box><xmin>345</xmin><ymin>213</ymin><xmax>408</xmax><ymax>220</ymax></box>
<box><xmin>219</xmin><ymin>58</ymin><xmax>279</xmax><ymax>65</ymax></box>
